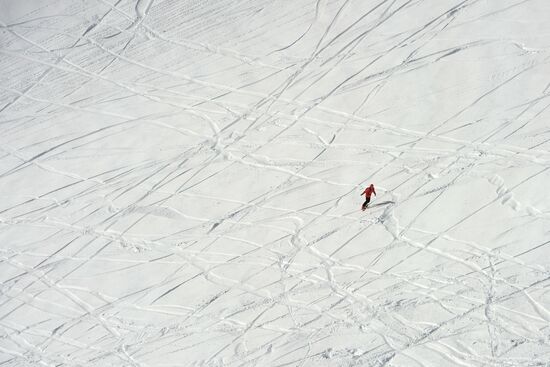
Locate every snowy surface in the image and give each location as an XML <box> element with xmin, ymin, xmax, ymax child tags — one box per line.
<box><xmin>1</xmin><ymin>0</ymin><xmax>550</xmax><ymax>366</ymax></box>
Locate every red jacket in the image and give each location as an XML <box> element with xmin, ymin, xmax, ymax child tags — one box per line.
<box><xmin>362</xmin><ymin>185</ymin><xmax>376</xmax><ymax>198</ymax></box>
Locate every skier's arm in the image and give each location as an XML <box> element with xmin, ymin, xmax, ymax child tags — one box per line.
<box><xmin>373</xmin><ymin>188</ymin><xmax>377</xmax><ymax>196</ymax></box>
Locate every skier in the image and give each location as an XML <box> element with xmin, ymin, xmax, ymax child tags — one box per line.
<box><xmin>361</xmin><ymin>184</ymin><xmax>376</xmax><ymax>211</ymax></box>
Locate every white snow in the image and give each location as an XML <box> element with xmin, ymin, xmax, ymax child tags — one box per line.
<box><xmin>0</xmin><ymin>0</ymin><xmax>550</xmax><ymax>366</ymax></box>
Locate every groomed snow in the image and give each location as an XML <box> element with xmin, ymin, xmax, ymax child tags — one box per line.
<box><xmin>1</xmin><ymin>0</ymin><xmax>550</xmax><ymax>366</ymax></box>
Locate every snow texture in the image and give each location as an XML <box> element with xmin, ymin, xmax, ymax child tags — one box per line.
<box><xmin>1</xmin><ymin>0</ymin><xmax>550</xmax><ymax>366</ymax></box>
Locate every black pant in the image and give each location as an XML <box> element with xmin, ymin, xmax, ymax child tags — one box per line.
<box><xmin>362</xmin><ymin>196</ymin><xmax>371</xmax><ymax>207</ymax></box>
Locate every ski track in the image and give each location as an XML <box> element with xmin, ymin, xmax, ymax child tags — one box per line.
<box><xmin>0</xmin><ymin>0</ymin><xmax>549</xmax><ymax>366</ymax></box>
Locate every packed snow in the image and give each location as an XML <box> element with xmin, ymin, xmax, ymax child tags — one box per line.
<box><xmin>1</xmin><ymin>0</ymin><xmax>550</xmax><ymax>366</ymax></box>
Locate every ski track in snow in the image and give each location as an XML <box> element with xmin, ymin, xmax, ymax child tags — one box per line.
<box><xmin>0</xmin><ymin>0</ymin><xmax>549</xmax><ymax>366</ymax></box>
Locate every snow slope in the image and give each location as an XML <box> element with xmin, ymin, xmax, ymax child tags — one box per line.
<box><xmin>1</xmin><ymin>0</ymin><xmax>550</xmax><ymax>366</ymax></box>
